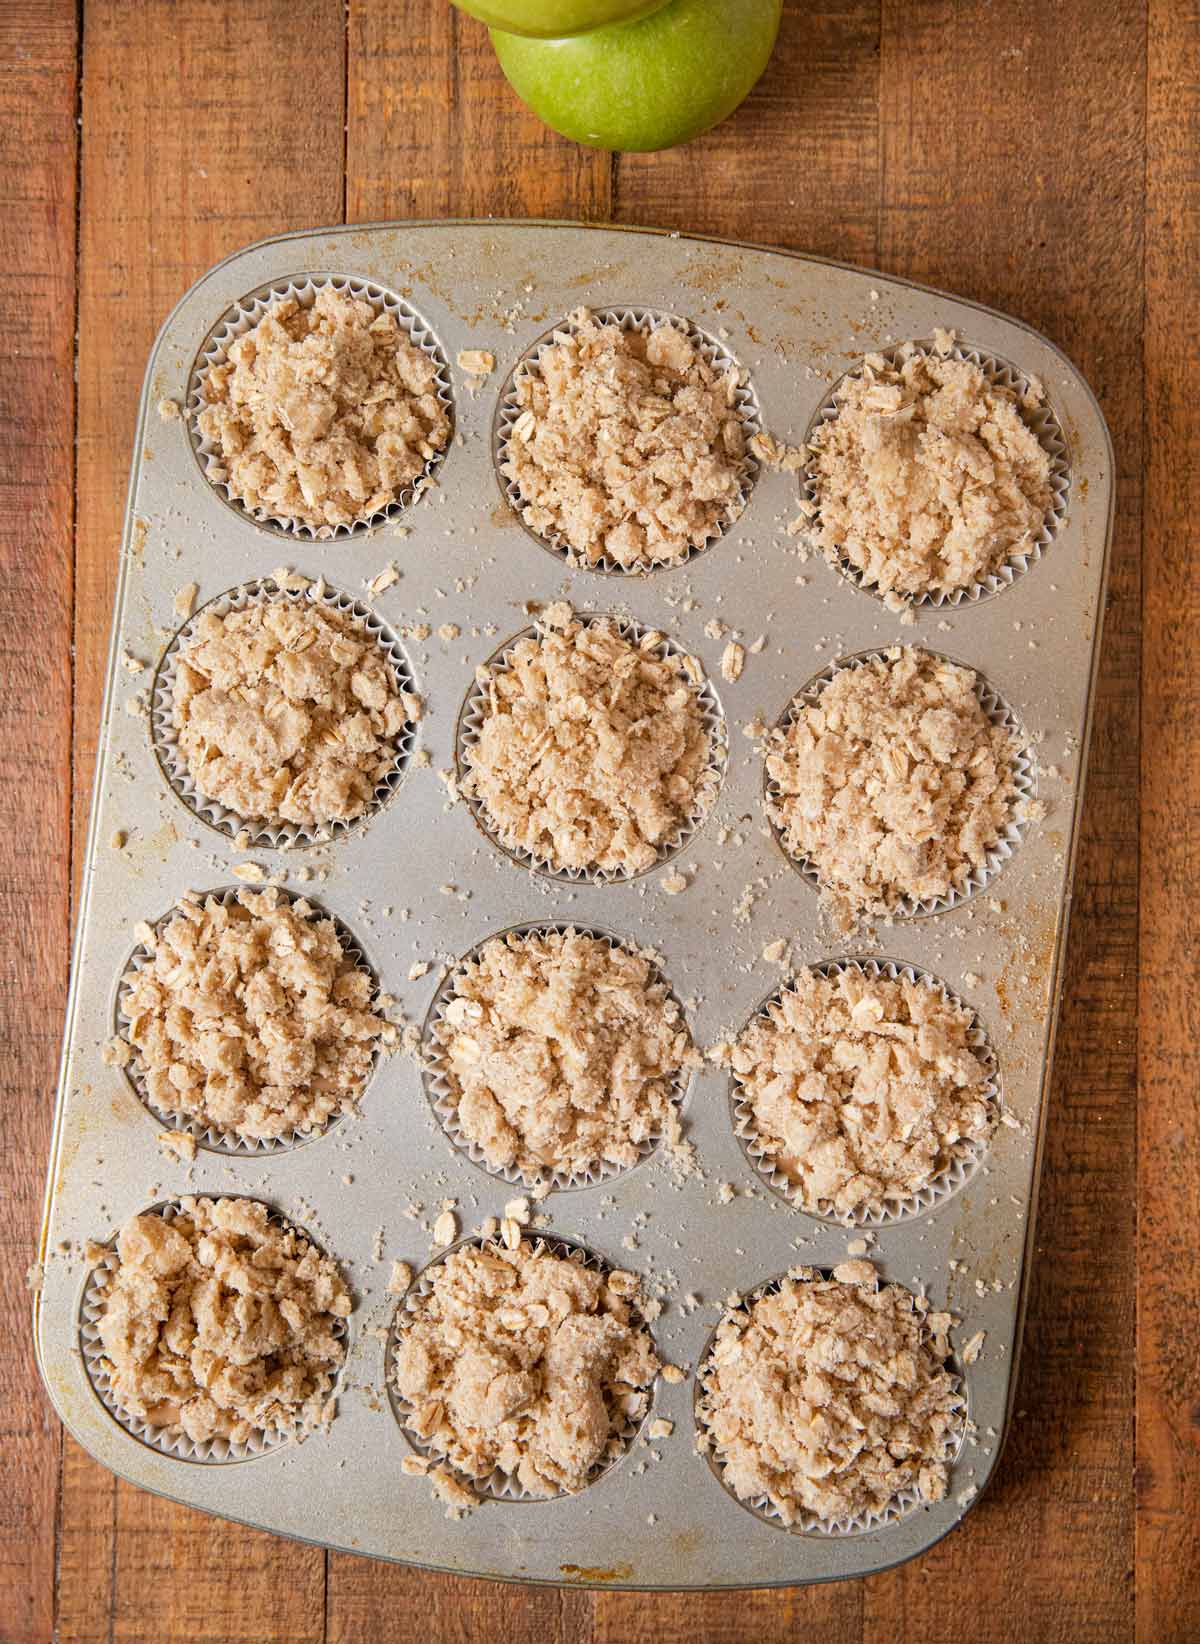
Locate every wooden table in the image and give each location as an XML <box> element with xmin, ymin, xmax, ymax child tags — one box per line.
<box><xmin>2</xmin><ymin>2</ymin><xmax>1195</xmax><ymax>1639</ymax></box>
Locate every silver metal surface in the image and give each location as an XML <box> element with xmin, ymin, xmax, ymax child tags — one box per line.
<box><xmin>34</xmin><ymin>220</ymin><xmax>1114</xmax><ymax>1591</ymax></box>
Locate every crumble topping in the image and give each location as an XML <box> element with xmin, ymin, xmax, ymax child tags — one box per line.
<box><xmin>172</xmin><ymin>597</ymin><xmax>409</xmax><ymax>830</ymax></box>
<box><xmin>462</xmin><ymin>611</ymin><xmax>717</xmax><ymax>876</ymax></box>
<box><xmin>766</xmin><ymin>647</ymin><xmax>1024</xmax><ymax>920</ymax></box>
<box><xmin>119</xmin><ymin>887</ymin><xmax>384</xmax><ymax>1141</ymax></box>
<box><xmin>502</xmin><ymin>308</ymin><xmax>749</xmax><ymax>569</ymax></box>
<box><xmin>195</xmin><ymin>286</ymin><xmax>450</xmax><ymax>530</ymax></box>
<box><xmin>93</xmin><ymin>1197</ymin><xmax>350</xmax><ymax>1445</ymax></box>
<box><xmin>432</xmin><ymin>927</ymin><xmax>697</xmax><ymax>1180</ymax></box>
<box><xmin>697</xmin><ymin>1264</ymin><xmax>961</xmax><ymax>1525</ymax></box>
<box><xmin>725</xmin><ymin>966</ymin><xmax>995</xmax><ymax>1216</ymax></box>
<box><xmin>392</xmin><ymin>1239</ymin><xmax>659</xmax><ymax>1498</ymax></box>
<box><xmin>808</xmin><ymin>348</ymin><xmax>1054</xmax><ymax>599</ymax></box>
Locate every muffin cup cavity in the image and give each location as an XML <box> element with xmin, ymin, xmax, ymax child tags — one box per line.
<box><xmin>187</xmin><ymin>274</ymin><xmax>453</xmax><ymax>540</ymax></box>
<box><xmin>386</xmin><ymin>1232</ymin><xmax>655</xmax><ymax>1503</ymax></box>
<box><xmin>800</xmin><ymin>338</ymin><xmax>1071</xmax><ymax>609</ymax></box>
<box><xmin>421</xmin><ymin>921</ymin><xmax>695</xmax><ymax>1192</ymax></box>
<box><xmin>764</xmin><ymin>648</ymin><xmax>1037</xmax><ymax>918</ymax></box>
<box><xmin>79</xmin><ymin>1200</ymin><xmax>349</xmax><ymax>1464</ymax></box>
<box><xmin>493</xmin><ymin>306</ymin><xmax>762</xmax><ymax>576</ymax></box>
<box><xmin>729</xmin><ymin>958</ymin><xmax>1000</xmax><ymax>1227</ymax></box>
<box><xmin>113</xmin><ymin>886</ymin><xmax>383</xmax><ymax>1156</ymax></box>
<box><xmin>694</xmin><ymin>1267</ymin><xmax>967</xmax><ymax>1536</ymax></box>
<box><xmin>457</xmin><ymin>614</ymin><xmax>727</xmax><ymax>885</ymax></box>
<box><xmin>150</xmin><ymin>576</ymin><xmax>417</xmax><ymax>850</ymax></box>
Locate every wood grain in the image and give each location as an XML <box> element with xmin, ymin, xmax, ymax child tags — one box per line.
<box><xmin>337</xmin><ymin>11</ymin><xmax>610</xmax><ymax>1632</ymax></box>
<box><xmin>870</xmin><ymin>5</ymin><xmax>1143</xmax><ymax>1634</ymax></box>
<box><xmin>57</xmin><ymin>3</ymin><xmax>346</xmax><ymax>1640</ymax></box>
<box><xmin>346</xmin><ymin>1</ymin><xmax>611</xmax><ymax>224</ymax></box>
<box><xmin>1137</xmin><ymin>3</ymin><xmax>1200</xmax><ymax>1640</ymax></box>
<box><xmin>0</xmin><ymin>8</ymin><xmax>77</xmax><ymax>1644</ymax></box>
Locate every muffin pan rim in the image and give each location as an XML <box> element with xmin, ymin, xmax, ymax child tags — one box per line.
<box><xmin>34</xmin><ymin>218</ymin><xmax>1115</xmax><ymax>1592</ymax></box>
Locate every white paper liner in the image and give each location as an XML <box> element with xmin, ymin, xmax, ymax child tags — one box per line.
<box><xmin>763</xmin><ymin>648</ymin><xmax>1037</xmax><ymax>918</ymax></box>
<box><xmin>694</xmin><ymin>1267</ymin><xmax>967</xmax><ymax>1537</ymax></box>
<box><xmin>79</xmin><ymin>1199</ymin><xmax>349</xmax><ymax>1464</ymax></box>
<box><xmin>186</xmin><ymin>274</ymin><xmax>453</xmax><ymax>540</ymax></box>
<box><xmin>800</xmin><ymin>338</ymin><xmax>1071</xmax><ymax>609</ymax></box>
<box><xmin>492</xmin><ymin>306</ymin><xmax>762</xmax><ymax>576</ymax></box>
<box><xmin>113</xmin><ymin>885</ymin><xmax>382</xmax><ymax>1156</ymax></box>
<box><xmin>386</xmin><ymin>1232</ymin><xmax>655</xmax><ymax>1503</ymax></box>
<box><xmin>150</xmin><ymin>576</ymin><xmax>417</xmax><ymax>850</ymax></box>
<box><xmin>420</xmin><ymin>921</ymin><xmax>695</xmax><ymax>1191</ymax></box>
<box><xmin>456</xmin><ymin>614</ymin><xmax>727</xmax><ymax>885</ymax></box>
<box><xmin>729</xmin><ymin>958</ymin><xmax>1000</xmax><ymax>1226</ymax></box>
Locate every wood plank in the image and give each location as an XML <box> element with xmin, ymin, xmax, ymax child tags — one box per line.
<box><xmin>325</xmin><ymin>1562</ymin><xmax>592</xmax><ymax>1644</ymax></box>
<box><xmin>0</xmin><ymin>7</ymin><xmax>78</xmax><ymax>1644</ymax></box>
<box><xmin>596</xmin><ymin>8</ymin><xmax>879</xmax><ymax>1640</ymax></box>
<box><xmin>867</xmin><ymin>4</ymin><xmax>1144</xmax><ymax>1637</ymax></box>
<box><xmin>346</xmin><ymin>0</ymin><xmax>612</xmax><ymax>224</ymax></box>
<box><xmin>1137</xmin><ymin>4</ymin><xmax>1200</xmax><ymax>1640</ymax></box>
<box><xmin>59</xmin><ymin>3</ymin><xmax>346</xmax><ymax>1640</ymax></box>
<box><xmin>327</xmin><ymin>10</ymin><xmax>613</xmax><ymax>1639</ymax></box>
<box><xmin>593</xmin><ymin>1583</ymin><xmax>861</xmax><ymax>1644</ymax></box>
<box><xmin>611</xmin><ymin>2</ymin><xmax>881</xmax><ymax>265</ymax></box>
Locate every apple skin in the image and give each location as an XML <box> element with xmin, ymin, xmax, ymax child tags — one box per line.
<box><xmin>451</xmin><ymin>1</ymin><xmax>669</xmax><ymax>38</ymax></box>
<box><xmin>490</xmin><ymin>0</ymin><xmax>782</xmax><ymax>152</ymax></box>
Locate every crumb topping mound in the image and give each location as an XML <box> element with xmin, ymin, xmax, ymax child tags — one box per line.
<box><xmin>433</xmin><ymin>927</ymin><xmax>698</xmax><ymax>1181</ymax></box>
<box><xmin>697</xmin><ymin>1263</ymin><xmax>962</xmax><ymax>1526</ymax></box>
<box><xmin>766</xmin><ymin>647</ymin><xmax>1027</xmax><ymax>920</ymax></box>
<box><xmin>462</xmin><ymin>609</ymin><xmax>718</xmax><ymax>876</ymax></box>
<box><xmin>502</xmin><ymin>308</ymin><xmax>750</xmax><ymax>569</ymax></box>
<box><xmin>392</xmin><ymin>1239</ymin><xmax>659</xmax><ymax>1498</ymax></box>
<box><xmin>196</xmin><ymin>286</ymin><xmax>450</xmax><ymax>531</ymax></box>
<box><xmin>808</xmin><ymin>345</ymin><xmax>1054</xmax><ymax>600</ymax></box>
<box><xmin>726</xmin><ymin>966</ymin><xmax>995</xmax><ymax>1216</ymax></box>
<box><xmin>171</xmin><ymin>596</ymin><xmax>409</xmax><ymax>830</ymax></box>
<box><xmin>119</xmin><ymin>887</ymin><xmax>384</xmax><ymax>1142</ymax></box>
<box><xmin>93</xmin><ymin>1197</ymin><xmax>351</xmax><ymax>1447</ymax></box>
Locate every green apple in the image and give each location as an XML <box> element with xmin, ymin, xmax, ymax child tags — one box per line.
<box><xmin>451</xmin><ymin>1</ymin><xmax>669</xmax><ymax>38</ymax></box>
<box><xmin>490</xmin><ymin>0</ymin><xmax>782</xmax><ymax>152</ymax></box>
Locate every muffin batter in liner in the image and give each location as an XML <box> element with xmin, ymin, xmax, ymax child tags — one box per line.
<box><xmin>729</xmin><ymin>958</ymin><xmax>1000</xmax><ymax>1226</ymax></box>
<box><xmin>421</xmin><ymin>921</ymin><xmax>696</xmax><ymax>1191</ymax></box>
<box><xmin>79</xmin><ymin>1199</ymin><xmax>350</xmax><ymax>1464</ymax></box>
<box><xmin>493</xmin><ymin>306</ymin><xmax>762</xmax><ymax>575</ymax></box>
<box><xmin>456</xmin><ymin>614</ymin><xmax>727</xmax><ymax>885</ymax></box>
<box><xmin>113</xmin><ymin>886</ymin><xmax>383</xmax><ymax>1156</ymax></box>
<box><xmin>186</xmin><ymin>274</ymin><xmax>453</xmax><ymax>539</ymax></box>
<box><xmin>150</xmin><ymin>576</ymin><xmax>417</xmax><ymax>850</ymax></box>
<box><xmin>764</xmin><ymin>648</ymin><xmax>1037</xmax><ymax>918</ymax></box>
<box><xmin>386</xmin><ymin>1233</ymin><xmax>657</xmax><ymax>1503</ymax></box>
<box><xmin>800</xmin><ymin>339</ymin><xmax>1071</xmax><ymax>609</ymax></box>
<box><xmin>694</xmin><ymin>1267</ymin><xmax>967</xmax><ymax>1536</ymax></box>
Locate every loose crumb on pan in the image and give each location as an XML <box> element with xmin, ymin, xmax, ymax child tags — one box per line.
<box><xmin>392</xmin><ymin>1238</ymin><xmax>659</xmax><ymax>1500</ymax></box>
<box><xmin>118</xmin><ymin>887</ymin><xmax>384</xmax><ymax>1141</ymax></box>
<box><xmin>766</xmin><ymin>646</ymin><xmax>1030</xmax><ymax>921</ymax></box>
<box><xmin>172</xmin><ymin>596</ymin><xmax>410</xmax><ymax>830</ymax></box>
<box><xmin>462</xmin><ymin>609</ymin><xmax>718</xmax><ymax>876</ymax></box>
<box><xmin>501</xmin><ymin>307</ymin><xmax>750</xmax><ymax>569</ymax></box>
<box><xmin>697</xmin><ymin>1263</ymin><xmax>962</xmax><ymax>1526</ymax></box>
<box><xmin>807</xmin><ymin>346</ymin><xmax>1054</xmax><ymax>600</ymax></box>
<box><xmin>431</xmin><ymin>927</ymin><xmax>698</xmax><ymax>1181</ymax></box>
<box><xmin>195</xmin><ymin>285</ymin><xmax>450</xmax><ymax>531</ymax></box>
<box><xmin>722</xmin><ymin>966</ymin><xmax>995</xmax><ymax>1216</ymax></box>
<box><xmin>91</xmin><ymin>1197</ymin><xmax>350</xmax><ymax>1446</ymax></box>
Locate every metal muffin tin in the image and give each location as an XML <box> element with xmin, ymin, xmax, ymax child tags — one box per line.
<box><xmin>34</xmin><ymin>220</ymin><xmax>1113</xmax><ymax>1591</ymax></box>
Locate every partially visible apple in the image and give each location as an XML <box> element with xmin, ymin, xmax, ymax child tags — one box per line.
<box><xmin>490</xmin><ymin>0</ymin><xmax>782</xmax><ymax>152</ymax></box>
<box><xmin>451</xmin><ymin>0</ymin><xmax>669</xmax><ymax>38</ymax></box>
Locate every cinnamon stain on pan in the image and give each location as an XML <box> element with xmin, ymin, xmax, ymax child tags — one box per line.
<box><xmin>560</xmin><ymin>1562</ymin><xmax>634</xmax><ymax>1583</ymax></box>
